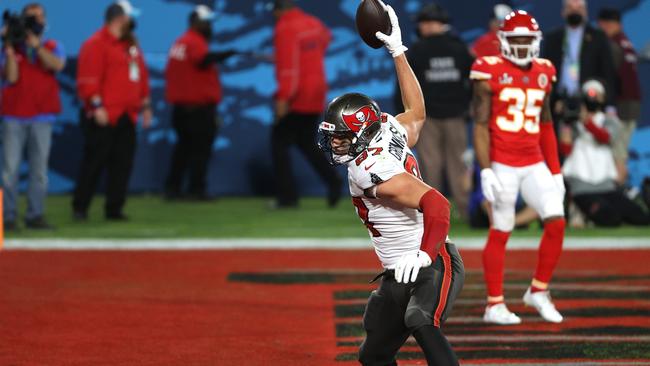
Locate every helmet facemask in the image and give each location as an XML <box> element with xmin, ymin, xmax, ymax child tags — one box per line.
<box><xmin>318</xmin><ymin>120</ymin><xmax>381</xmax><ymax>165</ymax></box>
<box><xmin>499</xmin><ymin>32</ymin><xmax>541</xmax><ymax>66</ymax></box>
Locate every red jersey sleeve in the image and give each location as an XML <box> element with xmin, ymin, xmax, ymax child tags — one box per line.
<box><xmin>321</xmin><ymin>22</ymin><xmax>332</xmax><ymax>49</ymax></box>
<box><xmin>274</xmin><ymin>22</ymin><xmax>299</xmax><ymax>102</ymax></box>
<box><xmin>187</xmin><ymin>38</ymin><xmax>208</xmax><ymax>65</ymax></box>
<box><xmin>76</xmin><ymin>38</ymin><xmax>104</xmax><ymax>102</ymax></box>
<box><xmin>137</xmin><ymin>49</ymin><xmax>150</xmax><ymax>99</ymax></box>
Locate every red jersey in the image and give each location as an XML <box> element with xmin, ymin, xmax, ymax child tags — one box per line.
<box><xmin>165</xmin><ymin>29</ymin><xmax>222</xmax><ymax>105</ymax></box>
<box><xmin>274</xmin><ymin>8</ymin><xmax>331</xmax><ymax>114</ymax></box>
<box><xmin>77</xmin><ymin>27</ymin><xmax>150</xmax><ymax>125</ymax></box>
<box><xmin>470</xmin><ymin>55</ymin><xmax>556</xmax><ymax>167</ymax></box>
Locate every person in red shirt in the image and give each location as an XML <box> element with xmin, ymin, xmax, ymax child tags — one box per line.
<box><xmin>271</xmin><ymin>0</ymin><xmax>341</xmax><ymax>208</ymax></box>
<box><xmin>73</xmin><ymin>0</ymin><xmax>151</xmax><ymax>221</ymax></box>
<box><xmin>471</xmin><ymin>4</ymin><xmax>512</xmax><ymax>57</ymax></box>
<box><xmin>1</xmin><ymin>3</ymin><xmax>65</xmax><ymax>230</ymax></box>
<box><xmin>164</xmin><ymin>5</ymin><xmax>235</xmax><ymax>200</ymax></box>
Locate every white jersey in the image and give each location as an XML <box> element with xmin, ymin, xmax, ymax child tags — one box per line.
<box><xmin>347</xmin><ymin>114</ymin><xmax>424</xmax><ymax>269</ymax></box>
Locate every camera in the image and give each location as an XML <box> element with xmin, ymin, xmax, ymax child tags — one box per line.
<box><xmin>558</xmin><ymin>92</ymin><xmax>582</xmax><ymax>124</ymax></box>
<box><xmin>583</xmin><ymin>93</ymin><xmax>604</xmax><ymax>113</ymax></box>
<box><xmin>2</xmin><ymin>10</ymin><xmax>43</xmax><ymax>46</ymax></box>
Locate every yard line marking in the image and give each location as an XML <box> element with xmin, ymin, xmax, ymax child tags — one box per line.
<box><xmin>4</xmin><ymin>237</ymin><xmax>650</xmax><ymax>250</ymax></box>
<box><xmin>411</xmin><ymin>363</ymin><xmax>650</xmax><ymax>366</ymax></box>
<box><xmin>461</xmin><ymin>283</ymin><xmax>650</xmax><ymax>291</ymax></box>
<box><xmin>335</xmin><ymin>298</ymin><xmax>650</xmax><ymax>305</ymax></box>
<box><xmin>336</xmin><ymin>334</ymin><xmax>650</xmax><ymax>343</ymax></box>
<box><xmin>336</xmin><ymin>316</ymin><xmax>550</xmax><ymax>324</ymax></box>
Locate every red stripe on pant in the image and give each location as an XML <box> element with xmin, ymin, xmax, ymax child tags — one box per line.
<box><xmin>433</xmin><ymin>243</ymin><xmax>452</xmax><ymax>327</ymax></box>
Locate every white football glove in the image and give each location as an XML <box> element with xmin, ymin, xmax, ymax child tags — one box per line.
<box><xmin>553</xmin><ymin>174</ymin><xmax>566</xmax><ymax>196</ymax></box>
<box><xmin>394</xmin><ymin>250</ymin><xmax>432</xmax><ymax>284</ymax></box>
<box><xmin>375</xmin><ymin>2</ymin><xmax>408</xmax><ymax>58</ymax></box>
<box><xmin>480</xmin><ymin>168</ymin><xmax>503</xmax><ymax>203</ymax></box>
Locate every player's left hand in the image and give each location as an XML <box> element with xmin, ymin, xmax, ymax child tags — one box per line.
<box><xmin>375</xmin><ymin>2</ymin><xmax>407</xmax><ymax>58</ymax></box>
<box><xmin>141</xmin><ymin>107</ymin><xmax>153</xmax><ymax>129</ymax></box>
<box><xmin>394</xmin><ymin>250</ymin><xmax>432</xmax><ymax>284</ymax></box>
<box><xmin>553</xmin><ymin>174</ymin><xmax>565</xmax><ymax>196</ymax></box>
<box><xmin>274</xmin><ymin>100</ymin><xmax>290</xmax><ymax>123</ymax></box>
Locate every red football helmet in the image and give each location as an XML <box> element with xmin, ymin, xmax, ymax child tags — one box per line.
<box><xmin>498</xmin><ymin>10</ymin><xmax>542</xmax><ymax>66</ymax></box>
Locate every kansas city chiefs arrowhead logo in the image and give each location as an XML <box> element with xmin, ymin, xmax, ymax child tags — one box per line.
<box><xmin>342</xmin><ymin>106</ymin><xmax>379</xmax><ymax>131</ymax></box>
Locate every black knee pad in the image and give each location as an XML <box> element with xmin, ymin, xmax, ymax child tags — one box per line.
<box><xmin>404</xmin><ymin>306</ymin><xmax>431</xmax><ymax>331</ymax></box>
<box><xmin>358</xmin><ymin>343</ymin><xmax>397</xmax><ymax>366</ymax></box>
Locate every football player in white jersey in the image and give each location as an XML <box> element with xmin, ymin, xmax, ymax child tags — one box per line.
<box><xmin>318</xmin><ymin>4</ymin><xmax>464</xmax><ymax>366</ymax></box>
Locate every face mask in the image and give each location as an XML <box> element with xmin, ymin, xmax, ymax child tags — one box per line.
<box><xmin>583</xmin><ymin>97</ymin><xmax>603</xmax><ymax>112</ymax></box>
<box><xmin>24</xmin><ymin>15</ymin><xmax>45</xmax><ymax>36</ymax></box>
<box><xmin>199</xmin><ymin>26</ymin><xmax>212</xmax><ymax>40</ymax></box>
<box><xmin>195</xmin><ymin>21</ymin><xmax>212</xmax><ymax>40</ymax></box>
<box><xmin>566</xmin><ymin>13</ymin><xmax>583</xmax><ymax>26</ymax></box>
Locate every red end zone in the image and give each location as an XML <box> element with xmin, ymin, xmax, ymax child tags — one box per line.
<box><xmin>0</xmin><ymin>248</ymin><xmax>648</xmax><ymax>365</ymax></box>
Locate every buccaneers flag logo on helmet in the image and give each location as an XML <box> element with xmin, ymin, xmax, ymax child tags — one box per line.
<box><xmin>342</xmin><ymin>105</ymin><xmax>380</xmax><ymax>132</ymax></box>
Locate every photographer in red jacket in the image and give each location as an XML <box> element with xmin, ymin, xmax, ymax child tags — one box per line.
<box><xmin>164</xmin><ymin>5</ymin><xmax>235</xmax><ymax>200</ymax></box>
<box><xmin>1</xmin><ymin>3</ymin><xmax>65</xmax><ymax>230</ymax></box>
<box><xmin>73</xmin><ymin>0</ymin><xmax>151</xmax><ymax>221</ymax></box>
<box><xmin>271</xmin><ymin>0</ymin><xmax>341</xmax><ymax>208</ymax></box>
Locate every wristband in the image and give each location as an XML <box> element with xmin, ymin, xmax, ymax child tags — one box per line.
<box><xmin>90</xmin><ymin>97</ymin><xmax>103</xmax><ymax>109</ymax></box>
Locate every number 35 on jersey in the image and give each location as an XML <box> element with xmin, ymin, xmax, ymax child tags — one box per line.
<box><xmin>471</xmin><ymin>56</ymin><xmax>555</xmax><ymax>136</ymax></box>
<box><xmin>497</xmin><ymin>87</ymin><xmax>545</xmax><ymax>134</ymax></box>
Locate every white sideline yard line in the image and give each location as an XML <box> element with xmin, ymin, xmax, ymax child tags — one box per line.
<box><xmin>443</xmin><ymin>364</ymin><xmax>650</xmax><ymax>366</ymax></box>
<box><xmin>3</xmin><ymin>237</ymin><xmax>650</xmax><ymax>250</ymax></box>
<box><xmin>338</xmin><ymin>334</ymin><xmax>650</xmax><ymax>343</ymax></box>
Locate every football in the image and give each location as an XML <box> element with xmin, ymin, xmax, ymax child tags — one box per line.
<box><xmin>355</xmin><ymin>0</ymin><xmax>392</xmax><ymax>49</ymax></box>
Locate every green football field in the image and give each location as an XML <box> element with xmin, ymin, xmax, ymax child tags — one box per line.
<box><xmin>5</xmin><ymin>195</ymin><xmax>650</xmax><ymax>239</ymax></box>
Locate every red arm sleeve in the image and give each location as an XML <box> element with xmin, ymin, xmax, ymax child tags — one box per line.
<box><xmin>137</xmin><ymin>50</ymin><xmax>150</xmax><ymax>99</ymax></box>
<box><xmin>76</xmin><ymin>39</ymin><xmax>104</xmax><ymax>102</ymax></box>
<box><xmin>188</xmin><ymin>39</ymin><xmax>208</xmax><ymax>65</ymax></box>
<box><xmin>540</xmin><ymin>122</ymin><xmax>562</xmax><ymax>175</ymax></box>
<box><xmin>583</xmin><ymin>119</ymin><xmax>611</xmax><ymax>144</ymax></box>
<box><xmin>559</xmin><ymin>141</ymin><xmax>573</xmax><ymax>157</ymax></box>
<box><xmin>322</xmin><ymin>23</ymin><xmax>332</xmax><ymax>48</ymax></box>
<box><xmin>274</xmin><ymin>24</ymin><xmax>299</xmax><ymax>102</ymax></box>
<box><xmin>419</xmin><ymin>189</ymin><xmax>450</xmax><ymax>260</ymax></box>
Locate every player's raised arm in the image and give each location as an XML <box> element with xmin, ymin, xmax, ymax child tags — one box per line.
<box><xmin>375</xmin><ymin>3</ymin><xmax>425</xmax><ymax>148</ymax></box>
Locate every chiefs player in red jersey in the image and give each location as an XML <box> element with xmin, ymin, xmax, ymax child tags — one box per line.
<box><xmin>471</xmin><ymin>11</ymin><xmax>565</xmax><ymax>324</ymax></box>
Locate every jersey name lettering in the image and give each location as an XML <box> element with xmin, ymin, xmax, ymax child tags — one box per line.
<box><xmin>388</xmin><ymin>125</ymin><xmax>406</xmax><ymax>160</ymax></box>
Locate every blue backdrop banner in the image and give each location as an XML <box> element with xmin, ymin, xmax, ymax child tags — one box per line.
<box><xmin>2</xmin><ymin>0</ymin><xmax>649</xmax><ymax>195</ymax></box>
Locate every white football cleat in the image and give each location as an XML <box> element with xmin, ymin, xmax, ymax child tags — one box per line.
<box><xmin>523</xmin><ymin>287</ymin><xmax>563</xmax><ymax>323</ymax></box>
<box><xmin>483</xmin><ymin>303</ymin><xmax>522</xmax><ymax>325</ymax></box>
